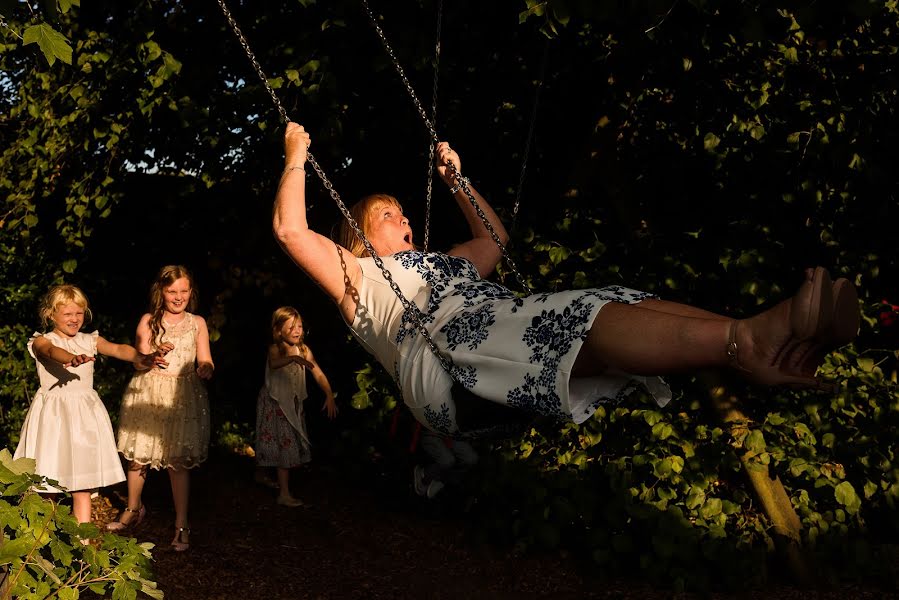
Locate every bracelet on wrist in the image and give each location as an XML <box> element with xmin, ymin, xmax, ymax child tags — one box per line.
<box><xmin>283</xmin><ymin>165</ymin><xmax>306</xmax><ymax>175</ymax></box>
<box><xmin>449</xmin><ymin>176</ymin><xmax>470</xmax><ymax>195</ymax></box>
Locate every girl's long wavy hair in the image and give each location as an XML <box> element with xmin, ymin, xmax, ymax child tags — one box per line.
<box><xmin>147</xmin><ymin>265</ymin><xmax>197</xmax><ymax>348</ymax></box>
<box><xmin>39</xmin><ymin>284</ymin><xmax>92</xmax><ymax>329</ymax></box>
<box><xmin>336</xmin><ymin>194</ymin><xmax>404</xmax><ymax>258</ymax></box>
<box><xmin>271</xmin><ymin>306</ymin><xmax>306</xmax><ymax>355</ymax></box>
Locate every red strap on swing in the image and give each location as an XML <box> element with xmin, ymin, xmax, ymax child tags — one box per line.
<box><xmin>409</xmin><ymin>422</ymin><xmax>422</xmax><ymax>453</ymax></box>
<box><xmin>389</xmin><ymin>406</ymin><xmax>401</xmax><ymax>438</ymax></box>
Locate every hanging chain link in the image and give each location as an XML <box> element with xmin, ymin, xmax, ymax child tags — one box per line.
<box><xmin>215</xmin><ymin>0</ymin><xmax>454</xmax><ymax>374</ymax></box>
<box><xmin>360</xmin><ymin>0</ymin><xmax>532</xmax><ymax>293</ymax></box>
<box><xmin>422</xmin><ymin>0</ymin><xmax>443</xmax><ymax>252</ymax></box>
<box><xmin>511</xmin><ymin>38</ymin><xmax>550</xmax><ymax>231</ymax></box>
<box><xmin>216</xmin><ymin>0</ymin><xmax>290</xmax><ymax>125</ymax></box>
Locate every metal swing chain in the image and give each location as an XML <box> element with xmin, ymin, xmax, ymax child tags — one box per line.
<box><xmin>511</xmin><ymin>38</ymin><xmax>550</xmax><ymax>231</ymax></box>
<box><xmin>422</xmin><ymin>0</ymin><xmax>443</xmax><ymax>252</ymax></box>
<box><xmin>215</xmin><ymin>0</ymin><xmax>455</xmax><ymax>374</ymax></box>
<box><xmin>215</xmin><ymin>0</ymin><xmax>289</xmax><ymax>125</ymax></box>
<box><xmin>360</xmin><ymin>0</ymin><xmax>532</xmax><ymax>294</ymax></box>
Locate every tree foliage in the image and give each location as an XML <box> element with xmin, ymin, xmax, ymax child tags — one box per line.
<box><xmin>0</xmin><ymin>450</ymin><xmax>161</xmax><ymax>599</ymax></box>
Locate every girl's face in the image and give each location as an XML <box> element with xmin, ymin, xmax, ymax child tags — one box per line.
<box><xmin>367</xmin><ymin>202</ymin><xmax>413</xmax><ymax>256</ymax></box>
<box><xmin>51</xmin><ymin>301</ymin><xmax>85</xmax><ymax>338</ymax></box>
<box><xmin>163</xmin><ymin>277</ymin><xmax>192</xmax><ymax>315</ymax></box>
<box><xmin>279</xmin><ymin>317</ymin><xmax>303</xmax><ymax>346</ymax></box>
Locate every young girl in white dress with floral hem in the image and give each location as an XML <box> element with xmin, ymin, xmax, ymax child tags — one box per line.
<box><xmin>15</xmin><ymin>285</ymin><xmax>168</xmax><ymax>530</ymax></box>
<box><xmin>108</xmin><ymin>265</ymin><xmax>214</xmax><ymax>552</ymax></box>
<box><xmin>254</xmin><ymin>306</ymin><xmax>337</xmax><ymax>507</ymax></box>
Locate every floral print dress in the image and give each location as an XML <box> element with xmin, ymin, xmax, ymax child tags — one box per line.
<box><xmin>350</xmin><ymin>251</ymin><xmax>671</xmax><ymax>435</ymax></box>
<box><xmin>255</xmin><ymin>359</ymin><xmax>312</xmax><ymax>468</ymax></box>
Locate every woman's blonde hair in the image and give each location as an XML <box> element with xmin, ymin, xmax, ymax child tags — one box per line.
<box><xmin>336</xmin><ymin>194</ymin><xmax>404</xmax><ymax>258</ymax></box>
<box><xmin>39</xmin><ymin>285</ymin><xmax>92</xmax><ymax>328</ymax></box>
<box><xmin>271</xmin><ymin>306</ymin><xmax>306</xmax><ymax>353</ymax></box>
<box><xmin>147</xmin><ymin>265</ymin><xmax>197</xmax><ymax>347</ymax></box>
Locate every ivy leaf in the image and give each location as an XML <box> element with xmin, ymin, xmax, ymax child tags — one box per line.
<box><xmin>834</xmin><ymin>481</ymin><xmax>861</xmax><ymax>514</ymax></box>
<box><xmin>0</xmin><ymin>448</ymin><xmax>36</xmax><ymax>475</ymax></box>
<box><xmin>58</xmin><ymin>0</ymin><xmax>80</xmax><ymax>13</ymax></box>
<box><xmin>744</xmin><ymin>430</ymin><xmax>766</xmax><ymax>455</ymax></box>
<box><xmin>23</xmin><ymin>23</ymin><xmax>73</xmax><ymax>66</ymax></box>
<box><xmin>703</xmin><ymin>132</ymin><xmax>720</xmax><ymax>152</ymax></box>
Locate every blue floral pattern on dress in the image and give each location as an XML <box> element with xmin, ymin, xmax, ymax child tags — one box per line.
<box><xmin>502</xmin><ymin>294</ymin><xmax>601</xmax><ymax>420</ymax></box>
<box><xmin>423</xmin><ymin>402</ymin><xmax>453</xmax><ymax>434</ymax></box>
<box><xmin>362</xmin><ymin>250</ymin><xmax>666</xmax><ymax>435</ymax></box>
<box><xmin>450</xmin><ymin>364</ymin><xmax>478</xmax><ymax>390</ymax></box>
<box><xmin>507</xmin><ymin>373</ymin><xmax>566</xmax><ymax>419</ymax></box>
<box><xmin>442</xmin><ymin>304</ymin><xmax>495</xmax><ymax>351</ymax></box>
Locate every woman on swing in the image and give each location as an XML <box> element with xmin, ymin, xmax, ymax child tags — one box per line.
<box><xmin>273</xmin><ymin>123</ymin><xmax>858</xmax><ymax>435</ymax></box>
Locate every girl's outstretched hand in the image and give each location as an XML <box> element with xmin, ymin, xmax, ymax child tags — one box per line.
<box><xmin>291</xmin><ymin>354</ymin><xmax>314</xmax><ymax>369</ymax></box>
<box><xmin>284</xmin><ymin>123</ymin><xmax>311</xmax><ymax>169</ymax></box>
<box><xmin>65</xmin><ymin>354</ymin><xmax>95</xmax><ymax>368</ymax></box>
<box><xmin>435</xmin><ymin>141</ymin><xmax>462</xmax><ymax>186</ymax></box>
<box><xmin>157</xmin><ymin>342</ymin><xmax>175</xmax><ymax>355</ymax></box>
<box><xmin>322</xmin><ymin>393</ymin><xmax>338</xmax><ymax>420</ymax></box>
<box><xmin>135</xmin><ymin>352</ymin><xmax>159</xmax><ymax>371</ymax></box>
<box><xmin>196</xmin><ymin>362</ymin><xmax>214</xmax><ymax>380</ymax></box>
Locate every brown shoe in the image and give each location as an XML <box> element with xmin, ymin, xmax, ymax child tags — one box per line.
<box><xmin>728</xmin><ymin>266</ymin><xmax>835</xmax><ymax>389</ymax></box>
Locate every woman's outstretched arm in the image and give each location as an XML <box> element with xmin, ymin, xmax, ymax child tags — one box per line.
<box><xmin>436</xmin><ymin>142</ymin><xmax>509</xmax><ymax>277</ymax></box>
<box><xmin>273</xmin><ymin>124</ymin><xmax>360</xmax><ymax>316</ymax></box>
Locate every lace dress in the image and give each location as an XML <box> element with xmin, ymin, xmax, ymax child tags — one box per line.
<box><xmin>349</xmin><ymin>251</ymin><xmax>671</xmax><ymax>435</ymax></box>
<box><xmin>15</xmin><ymin>331</ymin><xmax>126</xmax><ymax>492</ymax></box>
<box><xmin>254</xmin><ymin>357</ymin><xmax>312</xmax><ymax>468</ymax></box>
<box><xmin>116</xmin><ymin>313</ymin><xmax>209</xmax><ymax>469</ymax></box>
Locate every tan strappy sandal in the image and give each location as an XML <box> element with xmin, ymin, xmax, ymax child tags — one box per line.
<box><xmin>171</xmin><ymin>525</ymin><xmax>190</xmax><ymax>552</ymax></box>
<box><xmin>727</xmin><ymin>266</ymin><xmax>836</xmax><ymax>390</ymax></box>
<box><xmin>105</xmin><ymin>504</ymin><xmax>146</xmax><ymax>532</ymax></box>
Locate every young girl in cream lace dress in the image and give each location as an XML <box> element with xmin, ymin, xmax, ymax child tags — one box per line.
<box><xmin>108</xmin><ymin>265</ymin><xmax>214</xmax><ymax>552</ymax></box>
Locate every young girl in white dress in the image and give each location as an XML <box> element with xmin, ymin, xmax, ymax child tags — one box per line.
<box><xmin>15</xmin><ymin>285</ymin><xmax>166</xmax><ymax>528</ymax></box>
<box><xmin>254</xmin><ymin>306</ymin><xmax>337</xmax><ymax>507</ymax></box>
<box><xmin>108</xmin><ymin>265</ymin><xmax>214</xmax><ymax>552</ymax></box>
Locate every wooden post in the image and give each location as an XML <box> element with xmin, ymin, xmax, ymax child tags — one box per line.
<box><xmin>706</xmin><ymin>381</ymin><xmax>813</xmax><ymax>585</ymax></box>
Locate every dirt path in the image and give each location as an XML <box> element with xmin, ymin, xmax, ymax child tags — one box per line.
<box><xmin>94</xmin><ymin>452</ymin><xmax>895</xmax><ymax>599</ymax></box>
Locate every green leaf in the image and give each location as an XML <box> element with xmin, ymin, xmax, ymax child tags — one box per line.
<box><xmin>58</xmin><ymin>588</ymin><xmax>79</xmax><ymax>600</ymax></box>
<box><xmin>699</xmin><ymin>497</ymin><xmax>723</xmax><ymax>519</ymax></box>
<box><xmin>651</xmin><ymin>422</ymin><xmax>673</xmax><ymax>440</ymax></box>
<box><xmin>58</xmin><ymin>0</ymin><xmax>80</xmax><ymax>13</ymax></box>
<box><xmin>0</xmin><ymin>536</ymin><xmax>33</xmax><ymax>561</ymax></box>
<box><xmin>744</xmin><ymin>430</ymin><xmax>766</xmax><ymax>455</ymax></box>
<box><xmin>703</xmin><ymin>132</ymin><xmax>720</xmax><ymax>151</ymax></box>
<box><xmin>62</xmin><ymin>258</ymin><xmax>77</xmax><ymax>273</ymax></box>
<box><xmin>686</xmin><ymin>487</ymin><xmax>705</xmax><ymax>510</ymax></box>
<box><xmin>0</xmin><ymin>448</ymin><xmax>36</xmax><ymax>475</ymax></box>
<box><xmin>834</xmin><ymin>481</ymin><xmax>861</xmax><ymax>514</ymax></box>
<box><xmin>23</xmin><ymin>23</ymin><xmax>73</xmax><ymax>66</ymax></box>
<box><xmin>547</xmin><ymin>246</ymin><xmax>570</xmax><ymax>265</ymax></box>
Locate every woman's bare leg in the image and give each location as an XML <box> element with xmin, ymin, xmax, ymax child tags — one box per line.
<box><xmin>574</xmin><ymin>269</ymin><xmax>834</xmax><ymax>385</ymax></box>
<box><xmin>572</xmin><ymin>302</ymin><xmax>735</xmax><ymax>376</ymax></box>
<box><xmin>637</xmin><ymin>298</ymin><xmax>729</xmax><ymax>321</ymax></box>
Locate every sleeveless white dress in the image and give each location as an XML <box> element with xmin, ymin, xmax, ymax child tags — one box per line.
<box><xmin>349</xmin><ymin>251</ymin><xmax>671</xmax><ymax>435</ymax></box>
<box><xmin>15</xmin><ymin>331</ymin><xmax>126</xmax><ymax>492</ymax></box>
<box><xmin>254</xmin><ymin>357</ymin><xmax>312</xmax><ymax>468</ymax></box>
<box><xmin>116</xmin><ymin>314</ymin><xmax>210</xmax><ymax>469</ymax></box>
